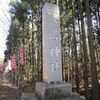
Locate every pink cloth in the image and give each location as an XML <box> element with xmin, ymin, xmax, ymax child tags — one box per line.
<box><xmin>4</xmin><ymin>60</ymin><xmax>12</xmax><ymax>74</ymax></box>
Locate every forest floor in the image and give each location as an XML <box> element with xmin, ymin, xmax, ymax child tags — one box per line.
<box><xmin>0</xmin><ymin>79</ymin><xmax>38</xmax><ymax>100</ymax></box>
<box><xmin>0</xmin><ymin>82</ymin><xmax>19</xmax><ymax>100</ymax></box>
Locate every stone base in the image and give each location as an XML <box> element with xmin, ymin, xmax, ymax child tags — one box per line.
<box><xmin>21</xmin><ymin>93</ymin><xmax>39</xmax><ymax>100</ymax></box>
<box><xmin>35</xmin><ymin>82</ymin><xmax>85</xmax><ymax>100</ymax></box>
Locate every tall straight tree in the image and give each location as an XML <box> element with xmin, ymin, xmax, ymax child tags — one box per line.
<box><xmin>77</xmin><ymin>0</ymin><xmax>90</xmax><ymax>99</ymax></box>
<box><xmin>85</xmin><ymin>0</ymin><xmax>99</xmax><ymax>100</ymax></box>
<box><xmin>72</xmin><ymin>0</ymin><xmax>80</xmax><ymax>92</ymax></box>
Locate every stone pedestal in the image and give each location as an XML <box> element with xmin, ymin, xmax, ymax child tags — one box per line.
<box><xmin>35</xmin><ymin>82</ymin><xmax>85</xmax><ymax>100</ymax></box>
<box><xmin>35</xmin><ymin>82</ymin><xmax>72</xmax><ymax>100</ymax></box>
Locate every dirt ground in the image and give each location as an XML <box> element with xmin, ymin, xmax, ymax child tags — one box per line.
<box><xmin>0</xmin><ymin>82</ymin><xmax>19</xmax><ymax>100</ymax></box>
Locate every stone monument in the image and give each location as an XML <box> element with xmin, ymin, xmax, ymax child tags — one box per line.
<box><xmin>35</xmin><ymin>3</ymin><xmax>85</xmax><ymax>100</ymax></box>
<box><xmin>42</xmin><ymin>2</ymin><xmax>62</xmax><ymax>84</ymax></box>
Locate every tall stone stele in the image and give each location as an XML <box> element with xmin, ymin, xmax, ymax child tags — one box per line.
<box><xmin>42</xmin><ymin>2</ymin><xmax>62</xmax><ymax>83</ymax></box>
<box><xmin>35</xmin><ymin>3</ymin><xmax>85</xmax><ymax>100</ymax></box>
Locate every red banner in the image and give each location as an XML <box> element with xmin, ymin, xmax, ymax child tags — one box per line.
<box><xmin>11</xmin><ymin>54</ymin><xmax>17</xmax><ymax>70</ymax></box>
<box><xmin>20</xmin><ymin>47</ymin><xmax>24</xmax><ymax>66</ymax></box>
